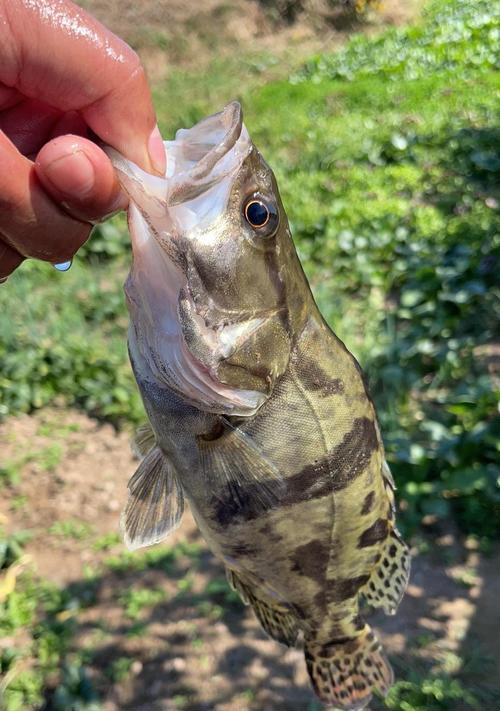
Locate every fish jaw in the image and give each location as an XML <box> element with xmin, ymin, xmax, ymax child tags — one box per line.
<box><xmin>107</xmin><ymin>105</ymin><xmax>267</xmax><ymax>416</ymax></box>
<box><xmin>124</xmin><ymin>194</ymin><xmax>267</xmax><ymax>416</ymax></box>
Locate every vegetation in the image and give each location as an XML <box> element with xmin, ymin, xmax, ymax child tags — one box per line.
<box><xmin>0</xmin><ymin>0</ymin><xmax>498</xmax><ymax>708</ymax></box>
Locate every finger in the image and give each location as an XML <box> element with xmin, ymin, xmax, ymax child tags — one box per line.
<box><xmin>0</xmin><ymin>84</ymin><xmax>23</xmax><ymax>111</ymax></box>
<box><xmin>0</xmin><ymin>97</ymin><xmax>60</xmax><ymax>155</ymax></box>
<box><xmin>50</xmin><ymin>111</ymin><xmax>89</xmax><ymax>142</ymax></box>
<box><xmin>0</xmin><ymin>0</ymin><xmax>165</xmax><ymax>174</ymax></box>
<box><xmin>0</xmin><ymin>239</ymin><xmax>24</xmax><ymax>280</ymax></box>
<box><xmin>35</xmin><ymin>135</ymin><xmax>127</xmax><ymax>223</ymax></box>
<box><xmin>0</xmin><ymin>130</ymin><xmax>91</xmax><ymax>262</ymax></box>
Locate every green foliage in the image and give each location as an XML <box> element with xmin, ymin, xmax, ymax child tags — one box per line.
<box><xmin>384</xmin><ymin>674</ymin><xmax>480</xmax><ymax>710</ymax></box>
<box><xmin>91</xmin><ymin>532</ymin><xmax>121</xmax><ymax>552</ymax></box>
<box><xmin>0</xmin><ymin>258</ymin><xmax>143</xmax><ymax>424</ymax></box>
<box><xmin>0</xmin><ymin>530</ymin><xmax>102</xmax><ymax>711</ymax></box>
<box><xmin>106</xmin><ymin>656</ymin><xmax>133</xmax><ymax>683</ymax></box>
<box><xmin>293</xmin><ymin>0</ymin><xmax>499</xmax><ymax>84</ymax></box>
<box><xmin>0</xmin><ymin>529</ymin><xmax>31</xmax><ymax>570</ymax></box>
<box><xmin>119</xmin><ymin>586</ymin><xmax>167</xmax><ymax>619</ymax></box>
<box><xmin>49</xmin><ymin>662</ymin><xmax>102</xmax><ymax>711</ymax></box>
<box><xmin>49</xmin><ymin>520</ymin><xmax>93</xmax><ymax>541</ymax></box>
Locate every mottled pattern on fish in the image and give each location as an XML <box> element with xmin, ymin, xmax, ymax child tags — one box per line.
<box><xmin>109</xmin><ymin>102</ymin><xmax>410</xmax><ymax>710</ymax></box>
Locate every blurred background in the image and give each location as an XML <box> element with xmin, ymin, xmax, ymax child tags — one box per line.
<box><xmin>0</xmin><ymin>0</ymin><xmax>498</xmax><ymax>709</ymax></box>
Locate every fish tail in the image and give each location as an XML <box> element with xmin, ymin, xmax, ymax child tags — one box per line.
<box><xmin>304</xmin><ymin>623</ymin><xmax>393</xmax><ymax>710</ymax></box>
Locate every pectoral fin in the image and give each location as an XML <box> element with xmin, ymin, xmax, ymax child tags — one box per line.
<box><xmin>198</xmin><ymin>419</ymin><xmax>284</xmax><ymax>524</ymax></box>
<box><xmin>132</xmin><ymin>422</ymin><xmax>156</xmax><ymax>458</ymax></box>
<box><xmin>122</xmin><ymin>446</ymin><xmax>184</xmax><ymax>551</ymax></box>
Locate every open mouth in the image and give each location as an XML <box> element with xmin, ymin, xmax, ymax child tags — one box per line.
<box><xmin>107</xmin><ymin>103</ymin><xmax>266</xmax><ymax>417</ymax></box>
<box><xmin>166</xmin><ymin>101</ymin><xmax>247</xmax><ymax>203</ymax></box>
<box><xmin>107</xmin><ymin>101</ymin><xmax>251</xmax><ymax>233</ymax></box>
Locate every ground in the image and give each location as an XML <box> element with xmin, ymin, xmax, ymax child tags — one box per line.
<box><xmin>1</xmin><ymin>409</ymin><xmax>498</xmax><ymax>710</ymax></box>
<box><xmin>76</xmin><ymin>0</ymin><xmax>424</xmax><ymax>79</ymax></box>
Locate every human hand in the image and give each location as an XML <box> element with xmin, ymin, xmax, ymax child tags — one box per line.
<box><xmin>0</xmin><ymin>0</ymin><xmax>166</xmax><ymax>280</ymax></box>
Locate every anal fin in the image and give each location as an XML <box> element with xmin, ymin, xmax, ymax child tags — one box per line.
<box><xmin>122</xmin><ymin>446</ymin><xmax>184</xmax><ymax>551</ymax></box>
<box><xmin>227</xmin><ymin>569</ymin><xmax>298</xmax><ymax>647</ymax></box>
<box><xmin>360</xmin><ymin>529</ymin><xmax>411</xmax><ymax>615</ymax></box>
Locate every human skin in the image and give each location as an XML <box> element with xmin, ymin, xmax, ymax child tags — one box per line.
<box><xmin>0</xmin><ymin>0</ymin><xmax>166</xmax><ymax>280</ymax></box>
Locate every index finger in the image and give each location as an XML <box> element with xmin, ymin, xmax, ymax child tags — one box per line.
<box><xmin>0</xmin><ymin>0</ymin><xmax>165</xmax><ymax>173</ymax></box>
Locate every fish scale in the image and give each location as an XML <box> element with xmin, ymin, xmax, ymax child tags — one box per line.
<box><xmin>108</xmin><ymin>101</ymin><xmax>411</xmax><ymax>709</ymax></box>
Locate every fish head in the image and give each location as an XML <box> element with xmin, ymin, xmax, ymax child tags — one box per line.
<box><xmin>108</xmin><ymin>102</ymin><xmax>311</xmax><ymax>416</ymax></box>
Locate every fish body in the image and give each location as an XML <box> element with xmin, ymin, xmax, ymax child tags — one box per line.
<box><xmin>109</xmin><ymin>103</ymin><xmax>410</xmax><ymax>710</ymax></box>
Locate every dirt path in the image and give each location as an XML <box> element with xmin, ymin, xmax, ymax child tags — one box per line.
<box><xmin>1</xmin><ymin>409</ymin><xmax>498</xmax><ymax>710</ymax></box>
<box><xmin>75</xmin><ymin>0</ymin><xmax>424</xmax><ymax>79</ymax></box>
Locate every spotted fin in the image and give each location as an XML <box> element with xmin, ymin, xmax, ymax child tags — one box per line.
<box><xmin>360</xmin><ymin>529</ymin><xmax>411</xmax><ymax>615</ymax></box>
<box><xmin>198</xmin><ymin>419</ymin><xmax>284</xmax><ymax>523</ymax></box>
<box><xmin>305</xmin><ymin>624</ymin><xmax>393</xmax><ymax>710</ymax></box>
<box><xmin>122</xmin><ymin>446</ymin><xmax>184</xmax><ymax>551</ymax></box>
<box><xmin>226</xmin><ymin>568</ymin><xmax>250</xmax><ymax>604</ymax></box>
<box><xmin>132</xmin><ymin>422</ymin><xmax>156</xmax><ymax>458</ymax></box>
<box><xmin>228</xmin><ymin>570</ymin><xmax>299</xmax><ymax>647</ymax></box>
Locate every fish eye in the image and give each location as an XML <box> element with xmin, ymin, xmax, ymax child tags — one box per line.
<box><xmin>245</xmin><ymin>200</ymin><xmax>269</xmax><ymax>227</ymax></box>
<box><xmin>243</xmin><ymin>194</ymin><xmax>279</xmax><ymax>237</ymax></box>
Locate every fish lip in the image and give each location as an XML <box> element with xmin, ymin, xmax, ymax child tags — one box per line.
<box><xmin>184</xmin><ymin>101</ymin><xmax>243</xmax><ymax>182</ymax></box>
<box><xmin>166</xmin><ymin>101</ymin><xmax>247</xmax><ymax>205</ymax></box>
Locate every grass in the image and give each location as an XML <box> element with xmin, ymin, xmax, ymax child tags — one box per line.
<box><xmin>0</xmin><ymin>0</ymin><xmax>499</xmax><ymax>708</ymax></box>
<box><xmin>119</xmin><ymin>586</ymin><xmax>168</xmax><ymax>620</ymax></box>
<box><xmin>48</xmin><ymin>520</ymin><xmax>93</xmax><ymax>541</ymax></box>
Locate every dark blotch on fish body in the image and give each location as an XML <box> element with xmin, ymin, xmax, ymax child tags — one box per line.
<box><xmin>297</xmin><ymin>356</ymin><xmax>345</xmax><ymax>397</ymax></box>
<box><xmin>361</xmin><ymin>491</ymin><xmax>376</xmax><ymax>515</ymax></box>
<box><xmin>291</xmin><ymin>540</ymin><xmax>329</xmax><ymax>583</ymax></box>
<box><xmin>329</xmin><ymin>575</ymin><xmax>371</xmax><ymax>603</ymax></box>
<box><xmin>211</xmin><ymin>416</ymin><xmax>378</xmax><ymax>526</ymax></box>
<box><xmin>357</xmin><ymin>519</ymin><xmax>389</xmax><ymax>548</ymax></box>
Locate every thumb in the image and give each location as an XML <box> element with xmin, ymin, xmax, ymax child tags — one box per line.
<box><xmin>35</xmin><ymin>135</ymin><xmax>128</xmax><ymax>223</ymax></box>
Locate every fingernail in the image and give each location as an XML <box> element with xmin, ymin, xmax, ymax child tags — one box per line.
<box><xmin>44</xmin><ymin>148</ymin><xmax>96</xmax><ymax>198</ymax></box>
<box><xmin>148</xmin><ymin>125</ymin><xmax>166</xmax><ymax>175</ymax></box>
<box><xmin>88</xmin><ymin>206</ymin><xmax>123</xmax><ymax>225</ymax></box>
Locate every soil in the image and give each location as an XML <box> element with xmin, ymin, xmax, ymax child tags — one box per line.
<box><xmin>75</xmin><ymin>0</ymin><xmax>425</xmax><ymax>79</ymax></box>
<box><xmin>1</xmin><ymin>408</ymin><xmax>499</xmax><ymax>710</ymax></box>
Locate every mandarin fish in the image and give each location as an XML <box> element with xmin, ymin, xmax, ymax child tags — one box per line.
<box><xmin>108</xmin><ymin>102</ymin><xmax>410</xmax><ymax>710</ymax></box>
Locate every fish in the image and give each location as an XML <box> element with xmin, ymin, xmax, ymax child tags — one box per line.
<box><xmin>107</xmin><ymin>101</ymin><xmax>410</xmax><ymax>710</ymax></box>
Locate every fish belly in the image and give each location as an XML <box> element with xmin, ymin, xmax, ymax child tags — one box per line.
<box><xmin>172</xmin><ymin>316</ymin><xmax>391</xmax><ymax>626</ymax></box>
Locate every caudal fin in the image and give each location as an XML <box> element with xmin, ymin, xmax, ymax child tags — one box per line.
<box><xmin>304</xmin><ymin>625</ymin><xmax>393</xmax><ymax>710</ymax></box>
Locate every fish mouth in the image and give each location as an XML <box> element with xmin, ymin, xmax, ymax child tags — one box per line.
<box><xmin>107</xmin><ymin>103</ymin><xmax>266</xmax><ymax>417</ymax></box>
<box><xmin>166</xmin><ymin>101</ymin><xmax>247</xmax><ymax>205</ymax></box>
<box><xmin>107</xmin><ymin>101</ymin><xmax>252</xmax><ymax>234</ymax></box>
